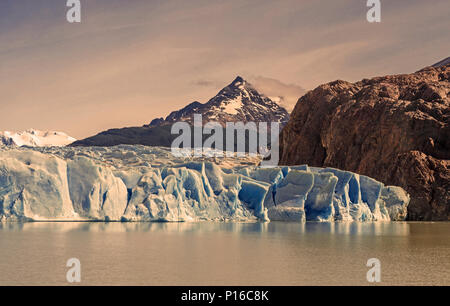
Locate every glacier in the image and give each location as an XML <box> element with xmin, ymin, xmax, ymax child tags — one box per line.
<box><xmin>0</xmin><ymin>145</ymin><xmax>409</xmax><ymax>222</ymax></box>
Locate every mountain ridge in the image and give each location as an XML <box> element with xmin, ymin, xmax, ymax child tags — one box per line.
<box><xmin>72</xmin><ymin>76</ymin><xmax>289</xmax><ymax>147</ymax></box>
<box><xmin>432</xmin><ymin>57</ymin><xmax>450</xmax><ymax>68</ymax></box>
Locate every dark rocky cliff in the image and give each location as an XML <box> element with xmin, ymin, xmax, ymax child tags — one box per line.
<box><xmin>279</xmin><ymin>64</ymin><xmax>449</xmax><ymax>221</ymax></box>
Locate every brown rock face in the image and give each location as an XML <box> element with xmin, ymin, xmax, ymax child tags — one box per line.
<box><xmin>279</xmin><ymin>65</ymin><xmax>450</xmax><ymax>221</ymax></box>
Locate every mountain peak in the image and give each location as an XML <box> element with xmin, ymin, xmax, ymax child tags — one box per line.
<box><xmin>231</xmin><ymin>76</ymin><xmax>245</xmax><ymax>85</ymax></box>
<box><xmin>149</xmin><ymin>76</ymin><xmax>290</xmax><ymax>127</ymax></box>
<box><xmin>229</xmin><ymin>76</ymin><xmax>254</xmax><ymax>91</ymax></box>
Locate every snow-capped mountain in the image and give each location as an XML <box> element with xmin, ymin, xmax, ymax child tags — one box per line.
<box><xmin>0</xmin><ymin>129</ymin><xmax>76</xmax><ymax>147</ymax></box>
<box><xmin>72</xmin><ymin>77</ymin><xmax>290</xmax><ymax>148</ymax></box>
<box><xmin>150</xmin><ymin>76</ymin><xmax>290</xmax><ymax>127</ymax></box>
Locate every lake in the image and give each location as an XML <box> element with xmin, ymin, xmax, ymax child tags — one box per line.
<box><xmin>0</xmin><ymin>222</ymin><xmax>448</xmax><ymax>286</ymax></box>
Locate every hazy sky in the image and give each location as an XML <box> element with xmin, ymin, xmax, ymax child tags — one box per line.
<box><xmin>0</xmin><ymin>0</ymin><xmax>449</xmax><ymax>138</ymax></box>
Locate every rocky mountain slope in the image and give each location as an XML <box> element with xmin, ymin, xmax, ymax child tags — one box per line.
<box><xmin>0</xmin><ymin>129</ymin><xmax>76</xmax><ymax>147</ymax></box>
<box><xmin>72</xmin><ymin>77</ymin><xmax>289</xmax><ymax>148</ymax></box>
<box><xmin>70</xmin><ymin>125</ymin><xmax>175</xmax><ymax>147</ymax></box>
<box><xmin>279</xmin><ymin>63</ymin><xmax>449</xmax><ymax>221</ymax></box>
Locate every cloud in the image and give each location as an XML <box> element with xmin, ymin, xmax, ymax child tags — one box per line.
<box><xmin>248</xmin><ymin>76</ymin><xmax>306</xmax><ymax>112</ymax></box>
<box><xmin>192</xmin><ymin>79</ymin><xmax>217</xmax><ymax>87</ymax></box>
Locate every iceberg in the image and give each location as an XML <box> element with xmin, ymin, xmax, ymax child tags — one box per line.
<box><xmin>0</xmin><ymin>146</ymin><xmax>409</xmax><ymax>222</ymax></box>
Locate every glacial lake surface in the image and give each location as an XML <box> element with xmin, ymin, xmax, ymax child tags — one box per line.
<box><xmin>0</xmin><ymin>222</ymin><xmax>448</xmax><ymax>286</ymax></box>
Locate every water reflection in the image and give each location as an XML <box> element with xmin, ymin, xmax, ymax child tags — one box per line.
<box><xmin>0</xmin><ymin>221</ymin><xmax>448</xmax><ymax>286</ymax></box>
<box><xmin>0</xmin><ymin>221</ymin><xmax>412</xmax><ymax>236</ymax></box>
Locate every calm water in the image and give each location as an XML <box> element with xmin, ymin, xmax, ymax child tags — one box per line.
<box><xmin>0</xmin><ymin>222</ymin><xmax>448</xmax><ymax>286</ymax></box>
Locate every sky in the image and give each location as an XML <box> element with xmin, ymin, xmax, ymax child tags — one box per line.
<box><xmin>0</xmin><ymin>0</ymin><xmax>449</xmax><ymax>139</ymax></box>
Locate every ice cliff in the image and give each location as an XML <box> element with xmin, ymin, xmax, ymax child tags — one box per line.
<box><xmin>0</xmin><ymin>146</ymin><xmax>409</xmax><ymax>222</ymax></box>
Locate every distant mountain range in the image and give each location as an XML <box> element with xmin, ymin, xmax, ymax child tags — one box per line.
<box><xmin>0</xmin><ymin>129</ymin><xmax>76</xmax><ymax>147</ymax></box>
<box><xmin>71</xmin><ymin>77</ymin><xmax>289</xmax><ymax>148</ymax></box>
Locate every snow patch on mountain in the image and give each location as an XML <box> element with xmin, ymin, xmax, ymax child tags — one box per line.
<box><xmin>222</xmin><ymin>97</ymin><xmax>243</xmax><ymax>115</ymax></box>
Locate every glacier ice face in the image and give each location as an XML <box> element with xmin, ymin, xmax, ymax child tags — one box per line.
<box><xmin>268</xmin><ymin>170</ymin><xmax>314</xmax><ymax>222</ymax></box>
<box><xmin>0</xmin><ymin>146</ymin><xmax>409</xmax><ymax>222</ymax></box>
<box><xmin>67</xmin><ymin>157</ymin><xmax>128</xmax><ymax>221</ymax></box>
<box><xmin>379</xmin><ymin>186</ymin><xmax>410</xmax><ymax>221</ymax></box>
<box><xmin>0</xmin><ymin>151</ymin><xmax>76</xmax><ymax>221</ymax></box>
